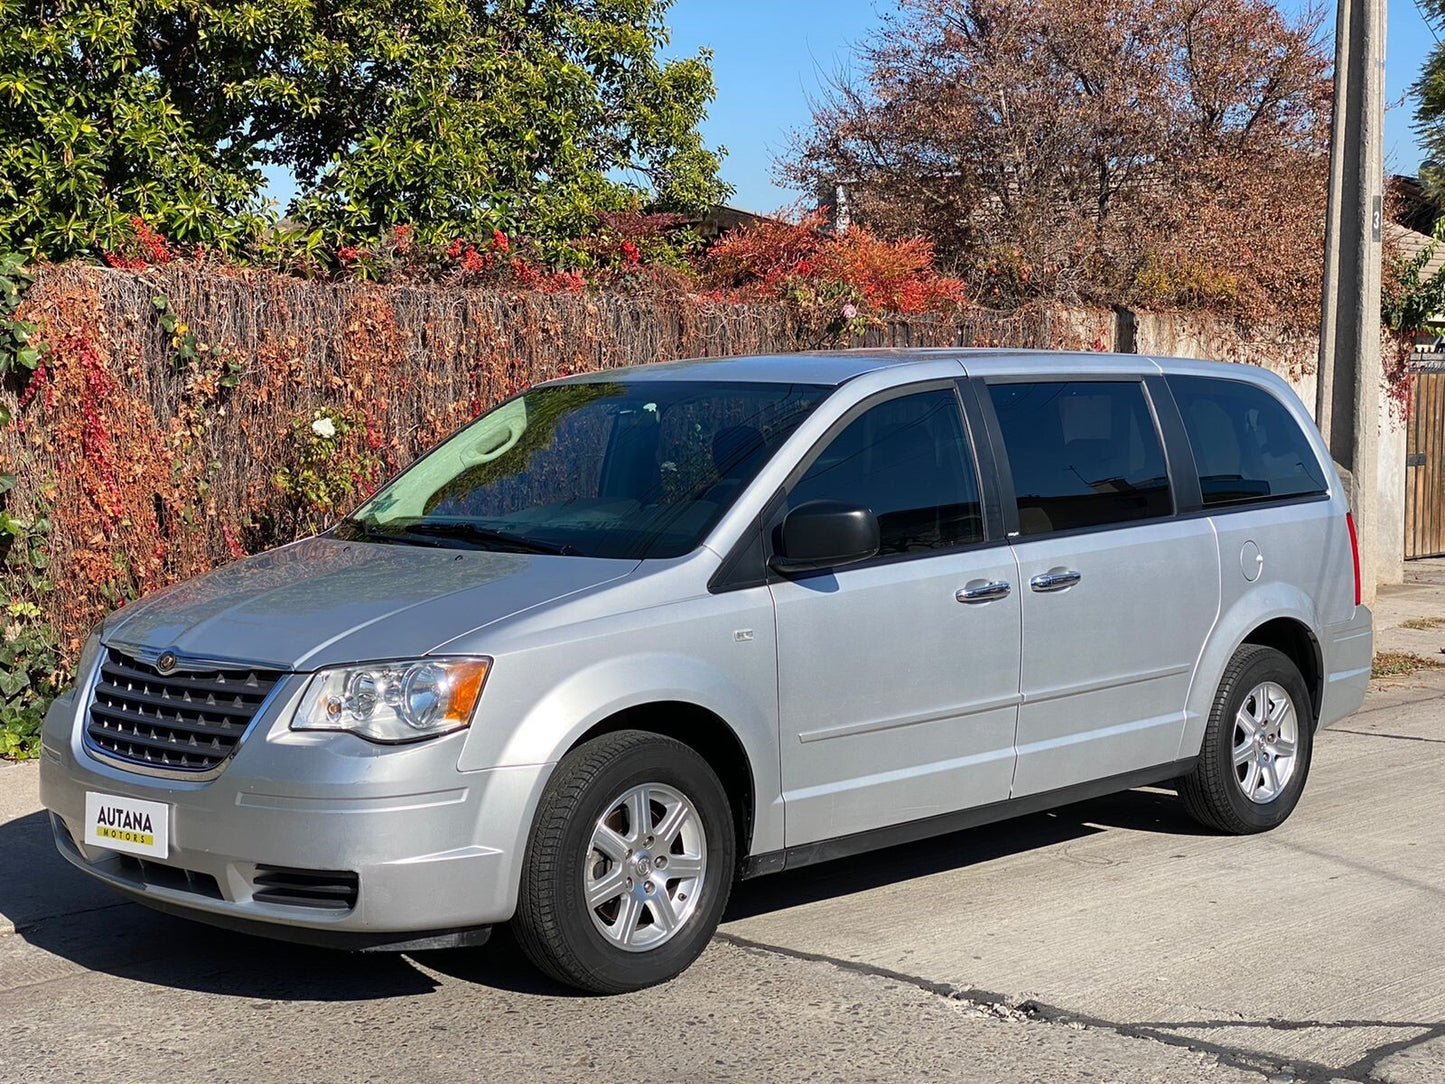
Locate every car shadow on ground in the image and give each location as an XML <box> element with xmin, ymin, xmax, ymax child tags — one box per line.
<box><xmin>3</xmin><ymin>785</ymin><xmax>1210</xmax><ymax>1001</ymax></box>
<box><xmin>722</xmin><ymin>784</ymin><xmax>1208</xmax><ymax>921</ymax></box>
<box><xmin>5</xmin><ymin>808</ymin><xmax>441</xmax><ymax>1001</ymax></box>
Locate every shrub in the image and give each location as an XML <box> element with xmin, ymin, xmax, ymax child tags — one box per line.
<box><xmin>0</xmin><ymin>500</ymin><xmax>59</xmax><ymax>760</ymax></box>
<box><xmin>704</xmin><ymin>214</ymin><xmax>968</xmax><ymax>343</ymax></box>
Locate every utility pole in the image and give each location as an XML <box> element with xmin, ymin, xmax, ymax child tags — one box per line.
<box><xmin>1317</xmin><ymin>0</ymin><xmax>1387</xmax><ymax>604</ymax></box>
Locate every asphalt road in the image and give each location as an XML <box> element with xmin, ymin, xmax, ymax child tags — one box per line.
<box><xmin>2</xmin><ymin>587</ymin><xmax>1443</xmax><ymax>1083</ymax></box>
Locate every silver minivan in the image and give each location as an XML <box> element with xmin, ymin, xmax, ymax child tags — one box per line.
<box><xmin>40</xmin><ymin>350</ymin><xmax>1374</xmax><ymax>991</ymax></box>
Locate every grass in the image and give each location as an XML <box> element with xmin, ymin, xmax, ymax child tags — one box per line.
<box><xmin>1399</xmin><ymin>616</ymin><xmax>1445</xmax><ymax>631</ymax></box>
<box><xmin>1371</xmin><ymin>651</ymin><xmax>1445</xmax><ymax>679</ymax></box>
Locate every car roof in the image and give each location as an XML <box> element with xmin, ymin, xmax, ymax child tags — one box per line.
<box><xmin>549</xmin><ymin>348</ymin><xmax>1263</xmax><ymax>387</ymax></box>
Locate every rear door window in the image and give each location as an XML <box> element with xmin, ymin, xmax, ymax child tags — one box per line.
<box><xmin>988</xmin><ymin>380</ymin><xmax>1173</xmax><ymax>535</ymax></box>
<box><xmin>788</xmin><ymin>388</ymin><xmax>983</xmax><ymax>554</ymax></box>
<box><xmin>1167</xmin><ymin>376</ymin><xmax>1328</xmax><ymax>507</ymax></box>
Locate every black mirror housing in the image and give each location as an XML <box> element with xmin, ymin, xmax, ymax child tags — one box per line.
<box><xmin>770</xmin><ymin>499</ymin><xmax>881</xmax><ymax>574</ymax></box>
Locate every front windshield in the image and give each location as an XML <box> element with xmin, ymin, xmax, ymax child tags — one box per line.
<box><xmin>336</xmin><ymin>379</ymin><xmax>830</xmax><ymax>559</ymax></box>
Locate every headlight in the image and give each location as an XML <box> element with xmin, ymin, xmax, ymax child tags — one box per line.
<box><xmin>292</xmin><ymin>657</ymin><xmax>491</xmax><ymax>743</ymax></box>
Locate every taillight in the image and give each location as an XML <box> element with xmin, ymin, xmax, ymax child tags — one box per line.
<box><xmin>1346</xmin><ymin>511</ymin><xmax>1362</xmax><ymax>607</ymax></box>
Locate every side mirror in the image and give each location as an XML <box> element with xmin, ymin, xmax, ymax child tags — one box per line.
<box><xmin>769</xmin><ymin>499</ymin><xmax>880</xmax><ymax>574</ymax></box>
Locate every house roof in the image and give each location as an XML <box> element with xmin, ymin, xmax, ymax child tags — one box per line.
<box><xmin>1387</xmin><ymin>221</ymin><xmax>1445</xmax><ymax>282</ymax></box>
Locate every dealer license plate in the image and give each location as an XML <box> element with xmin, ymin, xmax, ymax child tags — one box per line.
<box><xmin>84</xmin><ymin>792</ymin><xmax>170</xmax><ymax>859</ymax></box>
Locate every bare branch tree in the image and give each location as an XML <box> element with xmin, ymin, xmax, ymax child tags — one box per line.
<box><xmin>781</xmin><ymin>0</ymin><xmax>1331</xmax><ymax>327</ymax></box>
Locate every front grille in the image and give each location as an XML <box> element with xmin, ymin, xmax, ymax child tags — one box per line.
<box><xmin>86</xmin><ymin>649</ymin><xmax>282</xmax><ymax>773</ymax></box>
<box><xmin>252</xmin><ymin>865</ymin><xmax>360</xmax><ymax>911</ymax></box>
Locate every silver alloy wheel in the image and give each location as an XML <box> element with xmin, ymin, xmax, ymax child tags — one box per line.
<box><xmin>1232</xmin><ymin>681</ymin><xmax>1300</xmax><ymax>805</ymax></box>
<box><xmin>584</xmin><ymin>782</ymin><xmax>707</xmax><ymax>952</ymax></box>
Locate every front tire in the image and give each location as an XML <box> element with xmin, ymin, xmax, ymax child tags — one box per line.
<box><xmin>512</xmin><ymin>730</ymin><xmax>736</xmax><ymax>993</ymax></box>
<box><xmin>1180</xmin><ymin>645</ymin><xmax>1314</xmax><ymax>834</ymax></box>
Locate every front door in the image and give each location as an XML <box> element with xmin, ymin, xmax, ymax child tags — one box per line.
<box><xmin>984</xmin><ymin>378</ymin><xmax>1220</xmax><ymax>796</ymax></box>
<box><xmin>771</xmin><ymin>384</ymin><xmax>1022</xmax><ymax>846</ymax></box>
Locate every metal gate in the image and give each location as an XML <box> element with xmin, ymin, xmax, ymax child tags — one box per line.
<box><xmin>1406</xmin><ymin>370</ymin><xmax>1445</xmax><ymax>559</ymax></box>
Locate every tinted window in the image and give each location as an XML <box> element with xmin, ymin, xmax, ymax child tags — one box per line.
<box><xmin>789</xmin><ymin>389</ymin><xmax>983</xmax><ymax>554</ymax></box>
<box><xmin>340</xmin><ymin>380</ymin><xmax>828</xmax><ymax>559</ymax></box>
<box><xmin>989</xmin><ymin>381</ymin><xmax>1172</xmax><ymax>534</ymax></box>
<box><xmin>1168</xmin><ymin>376</ymin><xmax>1328</xmax><ymax>507</ymax></box>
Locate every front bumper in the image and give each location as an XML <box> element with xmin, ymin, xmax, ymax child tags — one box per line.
<box><xmin>39</xmin><ymin>673</ymin><xmax>549</xmax><ymax>940</ymax></box>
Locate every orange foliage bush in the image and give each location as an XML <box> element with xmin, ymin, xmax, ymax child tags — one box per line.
<box><xmin>820</xmin><ymin>230</ymin><xmax>968</xmax><ymax>315</ymax></box>
<box><xmin>702</xmin><ymin>215</ymin><xmax>969</xmax><ymax>346</ymax></box>
<box><xmin>704</xmin><ymin>214</ymin><xmax>968</xmax><ymax>315</ymax></box>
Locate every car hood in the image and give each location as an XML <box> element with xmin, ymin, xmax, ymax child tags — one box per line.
<box><xmin>104</xmin><ymin>536</ymin><xmax>639</xmax><ymax>671</ymax></box>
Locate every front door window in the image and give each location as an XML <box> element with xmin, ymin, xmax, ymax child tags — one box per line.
<box><xmin>789</xmin><ymin>388</ymin><xmax>983</xmax><ymax>555</ymax></box>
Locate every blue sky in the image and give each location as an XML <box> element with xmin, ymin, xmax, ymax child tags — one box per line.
<box><xmin>665</xmin><ymin>0</ymin><xmax>1437</xmax><ymax>215</ymax></box>
<box><xmin>261</xmin><ymin>1</ymin><xmax>1437</xmax><ymax>212</ymax></box>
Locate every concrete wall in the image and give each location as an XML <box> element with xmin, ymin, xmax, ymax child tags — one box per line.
<box><xmin>1129</xmin><ymin>308</ymin><xmax>1319</xmax><ymax>404</ymax></box>
<box><xmin>1376</xmin><ymin>411</ymin><xmax>1408</xmax><ymax>587</ymax></box>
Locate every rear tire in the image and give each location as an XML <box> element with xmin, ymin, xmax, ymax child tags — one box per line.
<box><xmin>512</xmin><ymin>730</ymin><xmax>735</xmax><ymax>993</ymax></box>
<box><xmin>1180</xmin><ymin>645</ymin><xmax>1314</xmax><ymax>834</ymax></box>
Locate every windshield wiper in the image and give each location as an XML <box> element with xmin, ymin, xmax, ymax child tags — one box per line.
<box><xmin>334</xmin><ymin>517</ymin><xmax>446</xmax><ymax>548</ymax></box>
<box><xmin>390</xmin><ymin>522</ymin><xmax>577</xmax><ymax>556</ymax></box>
<box><xmin>335</xmin><ymin>517</ymin><xmax>576</xmax><ymax>555</ymax></box>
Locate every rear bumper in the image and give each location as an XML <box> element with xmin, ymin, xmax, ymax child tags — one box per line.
<box><xmin>39</xmin><ymin>679</ymin><xmax>549</xmax><ymax>938</ymax></box>
<box><xmin>1319</xmin><ymin>604</ymin><xmax>1373</xmax><ymax>729</ymax></box>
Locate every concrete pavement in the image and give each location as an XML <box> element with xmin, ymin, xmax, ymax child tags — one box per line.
<box><xmin>724</xmin><ymin>667</ymin><xmax>1445</xmax><ymax>1080</ymax></box>
<box><xmin>2</xmin><ymin>582</ymin><xmax>1443</xmax><ymax>1083</ymax></box>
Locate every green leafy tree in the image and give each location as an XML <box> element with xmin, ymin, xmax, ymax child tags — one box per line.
<box><xmin>0</xmin><ymin>0</ymin><xmax>726</xmax><ymax>259</ymax></box>
<box><xmin>1415</xmin><ymin>1</ymin><xmax>1445</xmax><ymax>203</ymax></box>
<box><xmin>287</xmin><ymin>0</ymin><xmax>729</xmax><ymax>249</ymax></box>
<box><xmin>0</xmin><ymin>0</ymin><xmax>311</xmax><ymax>257</ymax></box>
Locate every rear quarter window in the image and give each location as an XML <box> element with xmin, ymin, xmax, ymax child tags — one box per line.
<box><xmin>1167</xmin><ymin>375</ymin><xmax>1328</xmax><ymax>507</ymax></box>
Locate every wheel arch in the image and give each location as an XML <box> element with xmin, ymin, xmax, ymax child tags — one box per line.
<box><xmin>461</xmin><ymin>644</ymin><xmax>783</xmax><ymax>859</ymax></box>
<box><xmin>1178</xmin><ymin>587</ymin><xmax>1325</xmax><ymax>759</ymax></box>
<box><xmin>1239</xmin><ymin>617</ymin><xmax>1323</xmax><ymax>723</ymax></box>
<box><xmin>568</xmin><ymin>702</ymin><xmax>757</xmax><ymax>869</ymax></box>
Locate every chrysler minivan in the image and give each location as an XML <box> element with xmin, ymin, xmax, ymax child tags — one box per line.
<box><xmin>40</xmin><ymin>350</ymin><xmax>1373</xmax><ymax>992</ymax></box>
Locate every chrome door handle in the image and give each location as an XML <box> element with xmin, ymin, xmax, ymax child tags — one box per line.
<box><xmin>957</xmin><ymin>580</ymin><xmax>1011</xmax><ymax>604</ymax></box>
<box><xmin>1030</xmin><ymin>569</ymin><xmax>1082</xmax><ymax>593</ymax></box>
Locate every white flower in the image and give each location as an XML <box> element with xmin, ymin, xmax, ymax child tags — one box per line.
<box><xmin>311</xmin><ymin>417</ymin><xmax>337</xmax><ymax>439</ymax></box>
<box><xmin>842</xmin><ymin>303</ymin><xmax>858</xmax><ymax>320</ymax></box>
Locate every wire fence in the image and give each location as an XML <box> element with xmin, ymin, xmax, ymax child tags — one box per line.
<box><xmin>0</xmin><ymin>262</ymin><xmax>1309</xmax><ymax>661</ymax></box>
